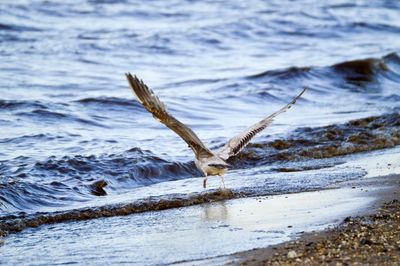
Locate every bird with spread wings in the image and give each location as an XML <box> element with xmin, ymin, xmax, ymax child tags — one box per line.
<box><xmin>126</xmin><ymin>73</ymin><xmax>306</xmax><ymax>188</ymax></box>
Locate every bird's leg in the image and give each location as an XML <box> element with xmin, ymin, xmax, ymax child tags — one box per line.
<box><xmin>203</xmin><ymin>175</ymin><xmax>208</xmax><ymax>189</ymax></box>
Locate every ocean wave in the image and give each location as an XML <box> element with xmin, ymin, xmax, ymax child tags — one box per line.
<box><xmin>0</xmin><ymin>100</ymin><xmax>47</xmax><ymax>110</ymax></box>
<box><xmin>0</xmin><ymin>147</ymin><xmax>198</xmax><ymax>213</ymax></box>
<box><xmin>247</xmin><ymin>53</ymin><xmax>399</xmax><ymax>86</ymax></box>
<box><xmin>332</xmin><ymin>57</ymin><xmax>388</xmax><ymax>84</ymax></box>
<box><xmin>0</xmin><ymin>23</ymin><xmax>41</xmax><ymax>32</ymax></box>
<box><xmin>195</xmin><ymin>53</ymin><xmax>399</xmax><ymax>106</ymax></box>
<box><xmin>0</xmin><ymin>133</ymin><xmax>60</xmax><ymax>144</ymax></box>
<box><xmin>247</xmin><ymin>66</ymin><xmax>311</xmax><ymax>80</ymax></box>
<box><xmin>75</xmin><ymin>96</ymin><xmax>144</xmax><ymax>111</ymax></box>
<box><xmin>15</xmin><ymin>108</ymin><xmax>109</xmax><ymax>128</ymax></box>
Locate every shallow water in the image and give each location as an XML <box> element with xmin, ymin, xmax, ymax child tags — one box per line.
<box><xmin>1</xmin><ymin>0</ymin><xmax>400</xmax><ymax>263</ymax></box>
<box><xmin>0</xmin><ymin>187</ymin><xmax>378</xmax><ymax>265</ymax></box>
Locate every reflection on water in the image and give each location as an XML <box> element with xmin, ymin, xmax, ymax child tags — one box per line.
<box><xmin>202</xmin><ymin>201</ymin><xmax>229</xmax><ymax>221</ymax></box>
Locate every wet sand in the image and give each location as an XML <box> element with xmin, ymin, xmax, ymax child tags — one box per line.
<box><xmin>0</xmin><ymin>185</ymin><xmax>379</xmax><ymax>265</ymax></box>
<box><xmin>208</xmin><ymin>175</ymin><xmax>400</xmax><ymax>265</ymax></box>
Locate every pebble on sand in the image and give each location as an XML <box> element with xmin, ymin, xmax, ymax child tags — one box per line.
<box><xmin>287</xmin><ymin>250</ymin><xmax>298</xmax><ymax>258</ymax></box>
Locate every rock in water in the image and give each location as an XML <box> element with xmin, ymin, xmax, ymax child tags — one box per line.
<box><xmin>90</xmin><ymin>179</ymin><xmax>108</xmax><ymax>196</ymax></box>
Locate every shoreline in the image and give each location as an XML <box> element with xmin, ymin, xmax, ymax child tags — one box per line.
<box><xmin>2</xmin><ymin>177</ymin><xmax>393</xmax><ymax>265</ymax></box>
<box><xmin>1</xmin><ymin>175</ymin><xmax>399</xmax><ymax>264</ymax></box>
<box><xmin>177</xmin><ymin>174</ymin><xmax>400</xmax><ymax>265</ymax></box>
<box><xmin>203</xmin><ymin>175</ymin><xmax>400</xmax><ymax>265</ymax></box>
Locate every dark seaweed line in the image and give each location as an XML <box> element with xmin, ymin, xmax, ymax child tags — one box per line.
<box><xmin>229</xmin><ymin>113</ymin><xmax>400</xmax><ymax>170</ymax></box>
<box><xmin>0</xmin><ymin>190</ymin><xmax>239</xmax><ymax>237</ymax></box>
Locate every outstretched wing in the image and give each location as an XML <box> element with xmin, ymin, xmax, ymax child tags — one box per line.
<box><xmin>126</xmin><ymin>73</ymin><xmax>213</xmax><ymax>159</ymax></box>
<box><xmin>217</xmin><ymin>88</ymin><xmax>307</xmax><ymax>160</ymax></box>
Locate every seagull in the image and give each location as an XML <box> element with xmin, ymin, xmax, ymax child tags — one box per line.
<box><xmin>125</xmin><ymin>73</ymin><xmax>306</xmax><ymax>188</ymax></box>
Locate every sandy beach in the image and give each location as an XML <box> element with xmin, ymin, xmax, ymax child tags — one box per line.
<box><xmin>196</xmin><ymin>175</ymin><xmax>400</xmax><ymax>265</ymax></box>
